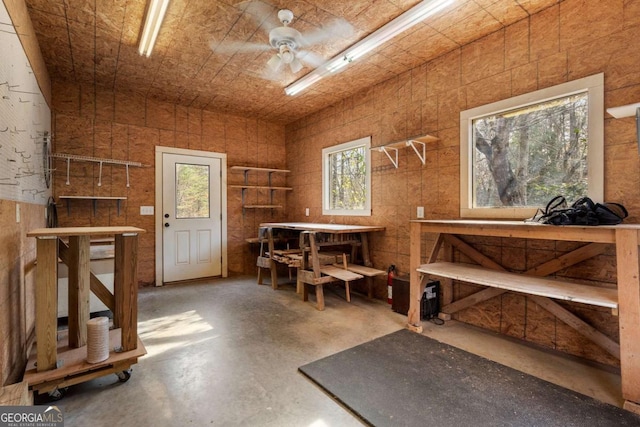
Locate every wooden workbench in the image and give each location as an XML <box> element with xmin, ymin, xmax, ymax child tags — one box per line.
<box><xmin>259</xmin><ymin>222</ymin><xmax>385</xmax><ymax>309</ymax></box>
<box><xmin>25</xmin><ymin>226</ymin><xmax>145</xmax><ymax>395</ymax></box>
<box><xmin>408</xmin><ymin>219</ymin><xmax>640</xmax><ymax>414</ymax></box>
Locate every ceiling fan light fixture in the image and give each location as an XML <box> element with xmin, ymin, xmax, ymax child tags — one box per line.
<box><xmin>279</xmin><ymin>45</ymin><xmax>295</xmax><ymax>64</ymax></box>
<box><xmin>289</xmin><ymin>58</ymin><xmax>303</xmax><ymax>73</ymax></box>
<box><xmin>267</xmin><ymin>53</ymin><xmax>282</xmax><ymax>72</ymax></box>
<box><xmin>138</xmin><ymin>0</ymin><xmax>171</xmax><ymax>57</ymax></box>
<box><xmin>285</xmin><ymin>0</ymin><xmax>454</xmax><ymax>96</ymax></box>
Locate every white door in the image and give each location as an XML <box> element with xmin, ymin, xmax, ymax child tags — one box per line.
<box><xmin>162</xmin><ymin>152</ymin><xmax>223</xmax><ymax>282</ymax></box>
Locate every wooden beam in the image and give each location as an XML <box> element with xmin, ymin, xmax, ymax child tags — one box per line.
<box><xmin>58</xmin><ymin>240</ymin><xmax>114</xmax><ymax>311</ymax></box>
<box><xmin>615</xmin><ymin>229</ymin><xmax>640</xmax><ymax>404</ymax></box>
<box><xmin>35</xmin><ymin>237</ymin><xmax>58</xmax><ymax>372</ymax></box>
<box><xmin>443</xmin><ymin>234</ymin><xmax>505</xmax><ymax>271</ymax></box>
<box><xmin>114</xmin><ymin>233</ymin><xmax>139</xmax><ymax>351</ymax></box>
<box><xmin>526</xmin><ymin>243</ymin><xmax>608</xmax><ymax>276</ymax></box>
<box><xmin>408</xmin><ymin>222</ymin><xmax>422</xmax><ymax>328</ymax></box>
<box><xmin>529</xmin><ymin>295</ymin><xmax>620</xmax><ymax>359</ymax></box>
<box><xmin>442</xmin><ymin>287</ymin><xmax>508</xmax><ymax>315</ymax></box>
<box><xmin>427</xmin><ymin>233</ymin><xmax>444</xmax><ymax>263</ymax></box>
<box><xmin>67</xmin><ymin>235</ymin><xmax>90</xmax><ymax>348</ymax></box>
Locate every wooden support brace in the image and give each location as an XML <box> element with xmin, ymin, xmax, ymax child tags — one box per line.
<box><xmin>58</xmin><ymin>239</ymin><xmax>114</xmax><ymax>311</ymax></box>
<box><xmin>529</xmin><ymin>295</ymin><xmax>620</xmax><ymax>359</ymax></box>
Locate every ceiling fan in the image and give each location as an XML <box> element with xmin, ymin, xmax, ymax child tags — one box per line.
<box><xmin>213</xmin><ymin>3</ymin><xmax>354</xmax><ymax>77</ymax></box>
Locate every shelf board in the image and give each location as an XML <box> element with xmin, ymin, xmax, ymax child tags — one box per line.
<box><xmin>418</xmin><ymin>262</ymin><xmax>618</xmax><ymax>310</ymax></box>
<box><xmin>58</xmin><ymin>196</ymin><xmax>127</xmax><ymax>216</ymax></box>
<box><xmin>228</xmin><ymin>185</ymin><xmax>292</xmax><ymax>190</ymax></box>
<box><xmin>243</xmin><ymin>205</ymin><xmax>283</xmax><ymax>209</ymax></box>
<box><xmin>230</xmin><ymin>166</ymin><xmax>290</xmax><ymax>173</ymax></box>
<box><xmin>58</xmin><ymin>196</ymin><xmax>127</xmax><ymax>200</ymax></box>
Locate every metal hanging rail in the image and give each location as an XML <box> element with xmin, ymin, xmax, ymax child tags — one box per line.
<box><xmin>52</xmin><ymin>153</ymin><xmax>143</xmax><ymax>187</ymax></box>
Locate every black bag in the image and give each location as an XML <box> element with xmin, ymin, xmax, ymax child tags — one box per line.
<box><xmin>528</xmin><ymin>196</ymin><xmax>628</xmax><ymax>226</ymax></box>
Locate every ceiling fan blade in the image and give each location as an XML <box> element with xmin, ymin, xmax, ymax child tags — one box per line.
<box><xmin>235</xmin><ymin>0</ymin><xmax>279</xmax><ymax>33</ymax></box>
<box><xmin>267</xmin><ymin>53</ymin><xmax>283</xmax><ymax>72</ymax></box>
<box><xmin>212</xmin><ymin>40</ymin><xmax>272</xmax><ymax>54</ymax></box>
<box><xmin>299</xmin><ymin>18</ymin><xmax>355</xmax><ymax>47</ymax></box>
<box><xmin>296</xmin><ymin>50</ymin><xmax>325</xmax><ymax>68</ymax></box>
<box><xmin>289</xmin><ymin>58</ymin><xmax>303</xmax><ymax>74</ymax></box>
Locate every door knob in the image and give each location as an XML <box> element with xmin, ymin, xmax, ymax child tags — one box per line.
<box><xmin>164</xmin><ymin>213</ymin><xmax>169</xmax><ymax>218</ymax></box>
<box><xmin>164</xmin><ymin>223</ymin><xmax>170</xmax><ymax>227</ymax></box>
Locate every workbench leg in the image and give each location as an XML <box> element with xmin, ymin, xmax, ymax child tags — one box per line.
<box><xmin>68</xmin><ymin>235</ymin><xmax>90</xmax><ymax>348</ymax></box>
<box><xmin>114</xmin><ymin>233</ymin><xmax>139</xmax><ymax>352</ymax></box>
<box><xmin>407</xmin><ymin>222</ymin><xmax>422</xmax><ymax>331</ymax></box>
<box><xmin>615</xmin><ymin>229</ymin><xmax>640</xmax><ymax>411</ymax></box>
<box><xmin>315</xmin><ymin>285</ymin><xmax>325</xmax><ymax>311</ymax></box>
<box><xmin>267</xmin><ymin>228</ymin><xmax>278</xmax><ymax>290</ymax></box>
<box><xmin>35</xmin><ymin>237</ymin><xmax>58</xmax><ymax>372</ymax></box>
<box><xmin>360</xmin><ymin>233</ymin><xmax>372</xmax><ymax>267</ymax></box>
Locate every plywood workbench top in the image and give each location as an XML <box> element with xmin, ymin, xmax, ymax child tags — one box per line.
<box><xmin>260</xmin><ymin>222</ymin><xmax>385</xmax><ymax>234</ymax></box>
<box><xmin>27</xmin><ymin>226</ymin><xmax>145</xmax><ymax>237</ymax></box>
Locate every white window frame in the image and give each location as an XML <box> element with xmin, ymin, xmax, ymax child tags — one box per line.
<box><xmin>460</xmin><ymin>73</ymin><xmax>604</xmax><ymax>219</ymax></box>
<box><xmin>322</xmin><ymin>136</ymin><xmax>372</xmax><ymax>216</ymax></box>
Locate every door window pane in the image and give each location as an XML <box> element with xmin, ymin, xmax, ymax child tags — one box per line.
<box><xmin>175</xmin><ymin>163</ymin><xmax>210</xmax><ymax>218</ymax></box>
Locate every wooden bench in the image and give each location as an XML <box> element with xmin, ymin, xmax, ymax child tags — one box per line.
<box><xmin>320</xmin><ymin>265</ymin><xmax>364</xmax><ymax>302</ymax></box>
<box><xmin>417</xmin><ymin>262</ymin><xmax>618</xmax><ymax>312</ymax></box>
<box><xmin>333</xmin><ymin>263</ymin><xmax>386</xmax><ymax>298</ymax></box>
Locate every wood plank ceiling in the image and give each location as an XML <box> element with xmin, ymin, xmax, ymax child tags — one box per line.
<box><xmin>24</xmin><ymin>0</ymin><xmax>560</xmax><ymax>124</ymax></box>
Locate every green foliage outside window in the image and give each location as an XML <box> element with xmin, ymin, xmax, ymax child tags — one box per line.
<box><xmin>472</xmin><ymin>93</ymin><xmax>589</xmax><ymax>208</ymax></box>
<box><xmin>176</xmin><ymin>163</ymin><xmax>210</xmax><ymax>218</ymax></box>
<box><xmin>329</xmin><ymin>146</ymin><xmax>366</xmax><ymax>210</ymax></box>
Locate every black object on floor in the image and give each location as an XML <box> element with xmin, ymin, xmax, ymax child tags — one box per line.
<box><xmin>299</xmin><ymin>329</ymin><xmax>640</xmax><ymax>427</ymax></box>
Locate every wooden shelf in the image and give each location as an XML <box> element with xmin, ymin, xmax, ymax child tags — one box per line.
<box><xmin>417</xmin><ymin>261</ymin><xmax>618</xmax><ymax>311</ymax></box>
<box><xmin>372</xmin><ymin>134</ymin><xmax>439</xmax><ymax>168</ymax></box>
<box><xmin>230</xmin><ymin>166</ymin><xmax>290</xmax><ymax>173</ymax></box>
<box><xmin>24</xmin><ymin>329</ymin><xmax>146</xmax><ymax>394</ymax></box>
<box><xmin>228</xmin><ymin>185</ymin><xmax>292</xmax><ymax>190</ymax></box>
<box><xmin>58</xmin><ymin>196</ymin><xmax>127</xmax><ymax>216</ymax></box>
<box><xmin>230</xmin><ymin>165</ymin><xmax>290</xmax><ymax>212</ymax></box>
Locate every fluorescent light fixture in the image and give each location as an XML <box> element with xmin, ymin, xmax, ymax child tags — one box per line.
<box><xmin>285</xmin><ymin>0</ymin><xmax>454</xmax><ymax>96</ymax></box>
<box><xmin>138</xmin><ymin>0</ymin><xmax>170</xmax><ymax>57</ymax></box>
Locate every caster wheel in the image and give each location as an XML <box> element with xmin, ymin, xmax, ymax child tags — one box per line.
<box><xmin>48</xmin><ymin>388</ymin><xmax>65</xmax><ymax>401</ymax></box>
<box><xmin>116</xmin><ymin>369</ymin><xmax>132</xmax><ymax>382</ymax></box>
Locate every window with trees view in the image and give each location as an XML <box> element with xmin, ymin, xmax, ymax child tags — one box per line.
<box><xmin>322</xmin><ymin>136</ymin><xmax>371</xmax><ymax>216</ymax></box>
<box><xmin>175</xmin><ymin>163</ymin><xmax>210</xmax><ymax>218</ymax></box>
<box><xmin>460</xmin><ymin>74</ymin><xmax>604</xmax><ymax>219</ymax></box>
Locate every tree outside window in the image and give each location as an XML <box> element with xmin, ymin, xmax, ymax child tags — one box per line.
<box><xmin>472</xmin><ymin>93</ymin><xmax>588</xmax><ymax>208</ymax></box>
<box><xmin>323</xmin><ymin>136</ymin><xmax>371</xmax><ymax>216</ymax></box>
<box><xmin>460</xmin><ymin>74</ymin><xmax>603</xmax><ymax>219</ymax></box>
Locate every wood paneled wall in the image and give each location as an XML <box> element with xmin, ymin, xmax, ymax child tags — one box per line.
<box><xmin>51</xmin><ymin>81</ymin><xmax>287</xmax><ymax>283</ymax></box>
<box><xmin>284</xmin><ymin>0</ymin><xmax>640</xmax><ymax>366</ymax></box>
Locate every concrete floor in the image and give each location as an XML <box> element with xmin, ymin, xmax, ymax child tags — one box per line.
<box><xmin>52</xmin><ymin>276</ymin><xmax>624</xmax><ymax>426</ymax></box>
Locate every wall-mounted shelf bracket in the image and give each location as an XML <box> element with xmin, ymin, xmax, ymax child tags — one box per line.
<box><xmin>59</xmin><ymin>196</ymin><xmax>127</xmax><ymax>216</ymax></box>
<box><xmin>378</xmin><ymin>145</ymin><xmax>399</xmax><ymax>168</ymax></box>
